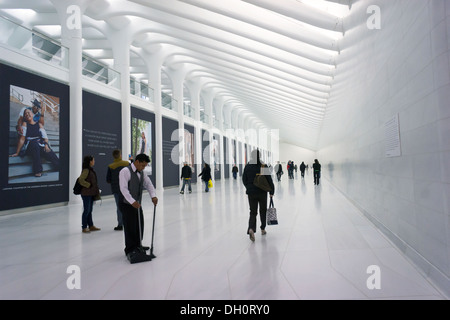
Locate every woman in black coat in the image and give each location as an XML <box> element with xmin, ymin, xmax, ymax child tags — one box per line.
<box><xmin>198</xmin><ymin>163</ymin><xmax>212</xmax><ymax>192</ymax></box>
<box><xmin>242</xmin><ymin>149</ymin><xmax>275</xmax><ymax>241</ymax></box>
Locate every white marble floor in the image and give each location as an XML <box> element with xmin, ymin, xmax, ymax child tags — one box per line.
<box><xmin>0</xmin><ymin>172</ymin><xmax>447</xmax><ymax>300</ymax></box>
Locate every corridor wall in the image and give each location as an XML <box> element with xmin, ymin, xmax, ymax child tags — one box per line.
<box><xmin>0</xmin><ymin>63</ymin><xmax>69</xmax><ymax>211</ymax></box>
<box><xmin>131</xmin><ymin>106</ymin><xmax>156</xmax><ymax>187</ymax></box>
<box><xmin>162</xmin><ymin>116</ymin><xmax>180</xmax><ymax>188</ymax></box>
<box><xmin>82</xmin><ymin>90</ymin><xmax>121</xmax><ymax>197</ymax></box>
<box><xmin>317</xmin><ymin>0</ymin><xmax>450</xmax><ymax>295</ymax></box>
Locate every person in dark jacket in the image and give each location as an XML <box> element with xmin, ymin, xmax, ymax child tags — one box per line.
<box><xmin>242</xmin><ymin>149</ymin><xmax>275</xmax><ymax>242</ymax></box>
<box><xmin>232</xmin><ymin>164</ymin><xmax>239</xmax><ymax>179</ymax></box>
<box><xmin>300</xmin><ymin>161</ymin><xmax>306</xmax><ymax>179</ymax></box>
<box><xmin>275</xmin><ymin>161</ymin><xmax>283</xmax><ymax>181</ymax></box>
<box><xmin>180</xmin><ymin>162</ymin><xmax>193</xmax><ymax>194</ymax></box>
<box><xmin>106</xmin><ymin>149</ymin><xmax>130</xmax><ymax>230</ymax></box>
<box><xmin>313</xmin><ymin>159</ymin><xmax>321</xmax><ymax>185</ymax></box>
<box><xmin>78</xmin><ymin>155</ymin><xmax>101</xmax><ymax>233</ymax></box>
<box><xmin>198</xmin><ymin>163</ymin><xmax>212</xmax><ymax>192</ymax></box>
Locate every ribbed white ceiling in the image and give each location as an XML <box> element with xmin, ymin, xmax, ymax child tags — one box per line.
<box><xmin>0</xmin><ymin>0</ymin><xmax>351</xmax><ymax>151</ymax></box>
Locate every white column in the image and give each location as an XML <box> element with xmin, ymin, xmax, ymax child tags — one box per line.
<box><xmin>186</xmin><ymin>81</ymin><xmax>202</xmax><ymax>177</ymax></box>
<box><xmin>147</xmin><ymin>49</ymin><xmax>166</xmax><ymax>191</ymax></box>
<box><xmin>111</xmin><ymin>30</ymin><xmax>131</xmax><ymax>158</ymax></box>
<box><xmin>169</xmin><ymin>67</ymin><xmax>188</xmax><ymax>183</ymax></box>
<box><xmin>53</xmin><ymin>0</ymin><xmax>88</xmax><ymax>204</ymax></box>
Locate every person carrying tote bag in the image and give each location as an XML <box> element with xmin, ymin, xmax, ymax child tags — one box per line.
<box><xmin>242</xmin><ymin>149</ymin><xmax>275</xmax><ymax>242</ymax></box>
<box><xmin>267</xmin><ymin>198</ymin><xmax>278</xmax><ymax>225</ymax></box>
<box><xmin>198</xmin><ymin>163</ymin><xmax>212</xmax><ymax>192</ymax></box>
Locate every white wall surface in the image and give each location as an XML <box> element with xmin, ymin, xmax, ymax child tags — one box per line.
<box><xmin>279</xmin><ymin>142</ymin><xmax>316</xmax><ymax>167</ymax></box>
<box><xmin>317</xmin><ymin>0</ymin><xmax>450</xmax><ymax>295</ymax></box>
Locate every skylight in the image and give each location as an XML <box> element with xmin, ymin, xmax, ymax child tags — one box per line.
<box><xmin>298</xmin><ymin>0</ymin><xmax>350</xmax><ymax>18</ymax></box>
<box><xmin>0</xmin><ymin>9</ymin><xmax>36</xmax><ymax>23</ymax></box>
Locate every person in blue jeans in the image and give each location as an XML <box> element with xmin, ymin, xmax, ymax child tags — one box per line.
<box><xmin>232</xmin><ymin>164</ymin><xmax>239</xmax><ymax>179</ymax></box>
<box><xmin>198</xmin><ymin>163</ymin><xmax>211</xmax><ymax>192</ymax></box>
<box><xmin>180</xmin><ymin>162</ymin><xmax>193</xmax><ymax>194</ymax></box>
<box><xmin>78</xmin><ymin>155</ymin><xmax>101</xmax><ymax>233</ymax></box>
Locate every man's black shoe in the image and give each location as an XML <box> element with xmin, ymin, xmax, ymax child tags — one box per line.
<box><xmin>114</xmin><ymin>225</ymin><xmax>123</xmax><ymax>231</ymax></box>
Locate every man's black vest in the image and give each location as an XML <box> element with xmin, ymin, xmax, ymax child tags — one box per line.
<box><xmin>124</xmin><ymin>165</ymin><xmax>144</xmax><ymax>205</ymax></box>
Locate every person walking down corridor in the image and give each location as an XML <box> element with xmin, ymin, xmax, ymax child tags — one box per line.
<box><xmin>198</xmin><ymin>163</ymin><xmax>212</xmax><ymax>192</ymax></box>
<box><xmin>180</xmin><ymin>162</ymin><xmax>192</xmax><ymax>194</ymax></box>
<box><xmin>232</xmin><ymin>164</ymin><xmax>239</xmax><ymax>179</ymax></box>
<box><xmin>242</xmin><ymin>149</ymin><xmax>275</xmax><ymax>242</ymax></box>
<box><xmin>275</xmin><ymin>161</ymin><xmax>283</xmax><ymax>181</ymax></box>
<box><xmin>300</xmin><ymin>161</ymin><xmax>306</xmax><ymax>179</ymax></box>
<box><xmin>313</xmin><ymin>159</ymin><xmax>321</xmax><ymax>185</ymax></box>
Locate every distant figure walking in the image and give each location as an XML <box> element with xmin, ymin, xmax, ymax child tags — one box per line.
<box><xmin>300</xmin><ymin>161</ymin><xmax>306</xmax><ymax>178</ymax></box>
<box><xmin>232</xmin><ymin>164</ymin><xmax>239</xmax><ymax>179</ymax></box>
<box><xmin>313</xmin><ymin>159</ymin><xmax>321</xmax><ymax>185</ymax></box>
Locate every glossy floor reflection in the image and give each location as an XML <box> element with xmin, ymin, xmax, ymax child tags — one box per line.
<box><xmin>0</xmin><ymin>172</ymin><xmax>447</xmax><ymax>300</ymax></box>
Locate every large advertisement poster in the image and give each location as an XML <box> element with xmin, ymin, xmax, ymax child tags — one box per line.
<box><xmin>213</xmin><ymin>133</ymin><xmax>220</xmax><ymax>180</ymax></box>
<box><xmin>223</xmin><ymin>136</ymin><xmax>229</xmax><ymax>179</ymax></box>
<box><xmin>184</xmin><ymin>124</ymin><xmax>196</xmax><ymax>183</ymax></box>
<box><xmin>244</xmin><ymin>143</ymin><xmax>248</xmax><ymax>165</ymax></box>
<box><xmin>131</xmin><ymin>117</ymin><xmax>152</xmax><ymax>176</ymax></box>
<box><xmin>82</xmin><ymin>91</ymin><xmax>121</xmax><ymax>197</ymax></box>
<box><xmin>238</xmin><ymin>141</ymin><xmax>243</xmax><ymax>175</ymax></box>
<box><xmin>131</xmin><ymin>107</ymin><xmax>156</xmax><ymax>186</ymax></box>
<box><xmin>1</xmin><ymin>63</ymin><xmax>69</xmax><ymax>212</ymax></box>
<box><xmin>162</xmin><ymin>116</ymin><xmax>179</xmax><ymax>188</ymax></box>
<box><xmin>231</xmin><ymin>139</ymin><xmax>236</xmax><ymax>166</ymax></box>
<box><xmin>202</xmin><ymin>129</ymin><xmax>210</xmax><ymax>166</ymax></box>
<box><xmin>9</xmin><ymin>86</ymin><xmax>60</xmax><ymax>183</ymax></box>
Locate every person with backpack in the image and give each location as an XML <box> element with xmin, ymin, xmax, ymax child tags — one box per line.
<box><xmin>78</xmin><ymin>155</ymin><xmax>101</xmax><ymax>233</ymax></box>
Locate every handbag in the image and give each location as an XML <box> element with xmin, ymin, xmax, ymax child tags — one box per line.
<box><xmin>267</xmin><ymin>198</ymin><xmax>278</xmax><ymax>225</ymax></box>
<box><xmin>208</xmin><ymin>179</ymin><xmax>213</xmax><ymax>188</ymax></box>
<box><xmin>253</xmin><ymin>174</ymin><xmax>272</xmax><ymax>192</ymax></box>
<box><xmin>73</xmin><ymin>178</ymin><xmax>82</xmax><ymax>195</ymax></box>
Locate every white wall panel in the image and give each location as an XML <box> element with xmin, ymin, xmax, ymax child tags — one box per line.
<box><xmin>317</xmin><ymin>0</ymin><xmax>450</xmax><ymax>295</ymax></box>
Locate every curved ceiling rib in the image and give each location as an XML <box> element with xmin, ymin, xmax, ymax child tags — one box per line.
<box><xmin>0</xmin><ymin>0</ymin><xmax>348</xmax><ymax>150</ymax></box>
<box><xmin>176</xmin><ymin>0</ymin><xmax>340</xmax><ymax>50</ymax></box>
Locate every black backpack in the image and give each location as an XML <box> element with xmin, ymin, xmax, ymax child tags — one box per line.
<box><xmin>73</xmin><ymin>178</ymin><xmax>82</xmax><ymax>195</ymax></box>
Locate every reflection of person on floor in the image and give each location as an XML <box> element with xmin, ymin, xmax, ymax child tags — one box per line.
<box><xmin>16</xmin><ymin>99</ymin><xmax>44</xmax><ymax>136</ymax></box>
<box><xmin>9</xmin><ymin>108</ymin><xmax>59</xmax><ymax>177</ymax></box>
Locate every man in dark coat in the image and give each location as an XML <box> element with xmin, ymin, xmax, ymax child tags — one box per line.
<box><xmin>180</xmin><ymin>162</ymin><xmax>193</xmax><ymax>194</ymax></box>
